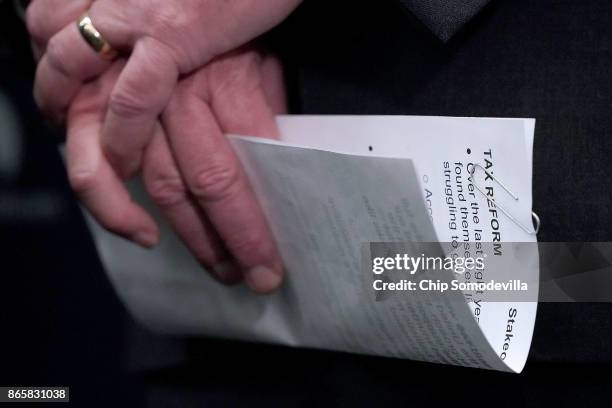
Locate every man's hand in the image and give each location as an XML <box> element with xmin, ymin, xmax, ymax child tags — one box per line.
<box><xmin>152</xmin><ymin>49</ymin><xmax>288</xmax><ymax>292</ymax></box>
<box><xmin>26</xmin><ymin>0</ymin><xmax>298</xmax><ymax>293</ymax></box>
<box><xmin>27</xmin><ymin>0</ymin><xmax>300</xmax><ymax>176</ymax></box>
<box><xmin>67</xmin><ymin>48</ymin><xmax>287</xmax><ymax>293</ymax></box>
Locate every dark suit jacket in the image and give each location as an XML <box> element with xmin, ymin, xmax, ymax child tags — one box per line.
<box><xmin>268</xmin><ymin>0</ymin><xmax>612</xmax><ymax>364</ymax></box>
<box><xmin>4</xmin><ymin>1</ymin><xmax>612</xmax><ymax>406</ymax></box>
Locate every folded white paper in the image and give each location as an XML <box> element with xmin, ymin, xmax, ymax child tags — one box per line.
<box><xmin>86</xmin><ymin>115</ymin><xmax>538</xmax><ymax>373</ymax></box>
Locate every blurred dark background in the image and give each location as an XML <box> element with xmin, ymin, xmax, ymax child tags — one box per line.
<box><xmin>0</xmin><ymin>1</ymin><xmax>143</xmax><ymax>405</ymax></box>
<box><xmin>1</xmin><ymin>1</ymin><xmax>612</xmax><ymax>406</ymax></box>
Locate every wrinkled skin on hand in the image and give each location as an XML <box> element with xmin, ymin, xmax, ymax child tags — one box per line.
<box><xmin>26</xmin><ymin>0</ymin><xmax>301</xmax><ymax>292</ymax></box>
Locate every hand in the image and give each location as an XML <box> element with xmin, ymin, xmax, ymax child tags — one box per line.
<box><xmin>26</xmin><ymin>0</ymin><xmax>296</xmax><ymax>293</ymax></box>
<box><xmin>152</xmin><ymin>48</ymin><xmax>288</xmax><ymax>292</ymax></box>
<box><xmin>66</xmin><ymin>48</ymin><xmax>288</xmax><ymax>293</ymax></box>
<box><xmin>28</xmin><ymin>0</ymin><xmax>300</xmax><ymax>175</ymax></box>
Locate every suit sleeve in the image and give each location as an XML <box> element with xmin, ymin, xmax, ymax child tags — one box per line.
<box><xmin>397</xmin><ymin>0</ymin><xmax>491</xmax><ymax>42</ymax></box>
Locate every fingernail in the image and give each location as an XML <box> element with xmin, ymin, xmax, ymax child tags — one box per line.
<box><xmin>133</xmin><ymin>231</ymin><xmax>158</xmax><ymax>248</ymax></box>
<box><xmin>245</xmin><ymin>265</ymin><xmax>283</xmax><ymax>294</ymax></box>
<box><xmin>212</xmin><ymin>261</ymin><xmax>243</xmax><ymax>285</ymax></box>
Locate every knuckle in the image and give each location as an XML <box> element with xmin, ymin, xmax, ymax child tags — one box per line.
<box><xmin>108</xmin><ymin>87</ymin><xmax>149</xmax><ymax>119</ymax></box>
<box><xmin>68</xmin><ymin>169</ymin><xmax>97</xmax><ymax>195</ymax></box>
<box><xmin>188</xmin><ymin>163</ymin><xmax>240</xmax><ymax>201</ymax></box>
<box><xmin>146</xmin><ymin>172</ymin><xmax>187</xmax><ymax>208</ymax></box>
<box><xmin>45</xmin><ymin>35</ymin><xmax>70</xmax><ymax>76</ymax></box>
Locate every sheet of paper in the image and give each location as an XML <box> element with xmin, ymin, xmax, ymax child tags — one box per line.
<box><xmin>276</xmin><ymin>116</ymin><xmax>539</xmax><ymax>372</ymax></box>
<box><xmin>85</xmin><ymin>116</ymin><xmax>538</xmax><ymax>373</ymax></box>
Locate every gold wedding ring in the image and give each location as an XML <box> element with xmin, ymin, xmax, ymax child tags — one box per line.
<box><xmin>77</xmin><ymin>13</ymin><xmax>118</xmax><ymax>60</ymax></box>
